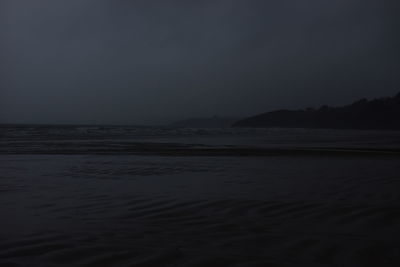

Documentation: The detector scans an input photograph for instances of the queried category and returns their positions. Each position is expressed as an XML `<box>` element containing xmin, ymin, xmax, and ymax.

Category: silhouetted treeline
<box><xmin>233</xmin><ymin>92</ymin><xmax>400</xmax><ymax>130</ymax></box>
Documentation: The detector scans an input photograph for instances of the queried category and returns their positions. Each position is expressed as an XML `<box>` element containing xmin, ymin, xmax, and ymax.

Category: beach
<box><xmin>1</xmin><ymin>126</ymin><xmax>400</xmax><ymax>266</ymax></box>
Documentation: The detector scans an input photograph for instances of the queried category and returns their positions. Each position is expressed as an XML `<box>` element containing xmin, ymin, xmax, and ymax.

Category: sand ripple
<box><xmin>1</xmin><ymin>155</ymin><xmax>400</xmax><ymax>266</ymax></box>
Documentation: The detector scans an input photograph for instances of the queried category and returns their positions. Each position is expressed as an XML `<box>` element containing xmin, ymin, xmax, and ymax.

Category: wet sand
<box><xmin>1</xmin><ymin>154</ymin><xmax>400</xmax><ymax>266</ymax></box>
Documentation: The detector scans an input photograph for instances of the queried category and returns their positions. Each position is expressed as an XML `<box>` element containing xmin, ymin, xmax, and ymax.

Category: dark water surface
<box><xmin>1</xmin><ymin>125</ymin><xmax>400</xmax><ymax>154</ymax></box>
<box><xmin>1</xmin><ymin>125</ymin><xmax>400</xmax><ymax>266</ymax></box>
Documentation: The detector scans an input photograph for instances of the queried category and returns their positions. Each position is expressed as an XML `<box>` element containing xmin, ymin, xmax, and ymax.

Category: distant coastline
<box><xmin>170</xmin><ymin>116</ymin><xmax>240</xmax><ymax>128</ymax></box>
<box><xmin>233</xmin><ymin>92</ymin><xmax>400</xmax><ymax>130</ymax></box>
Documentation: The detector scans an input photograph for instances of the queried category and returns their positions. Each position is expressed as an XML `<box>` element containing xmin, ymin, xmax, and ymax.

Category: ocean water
<box><xmin>1</xmin><ymin>124</ymin><xmax>400</xmax><ymax>154</ymax></box>
<box><xmin>1</xmin><ymin>125</ymin><xmax>400</xmax><ymax>267</ymax></box>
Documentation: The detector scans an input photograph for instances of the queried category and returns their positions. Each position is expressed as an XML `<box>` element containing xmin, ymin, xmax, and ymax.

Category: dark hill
<box><xmin>233</xmin><ymin>92</ymin><xmax>400</xmax><ymax>130</ymax></box>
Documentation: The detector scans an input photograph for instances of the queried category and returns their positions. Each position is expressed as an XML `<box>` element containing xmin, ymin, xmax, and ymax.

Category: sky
<box><xmin>1</xmin><ymin>0</ymin><xmax>400</xmax><ymax>125</ymax></box>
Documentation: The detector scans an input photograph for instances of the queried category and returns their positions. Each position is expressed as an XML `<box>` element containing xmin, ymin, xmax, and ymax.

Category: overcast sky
<box><xmin>1</xmin><ymin>0</ymin><xmax>400</xmax><ymax>125</ymax></box>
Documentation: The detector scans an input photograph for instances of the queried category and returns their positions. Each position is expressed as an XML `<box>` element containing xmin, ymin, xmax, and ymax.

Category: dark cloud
<box><xmin>1</xmin><ymin>0</ymin><xmax>399</xmax><ymax>124</ymax></box>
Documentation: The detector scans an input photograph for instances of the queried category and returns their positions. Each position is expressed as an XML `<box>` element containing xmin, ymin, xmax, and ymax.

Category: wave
<box><xmin>1</xmin><ymin>140</ymin><xmax>400</xmax><ymax>157</ymax></box>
